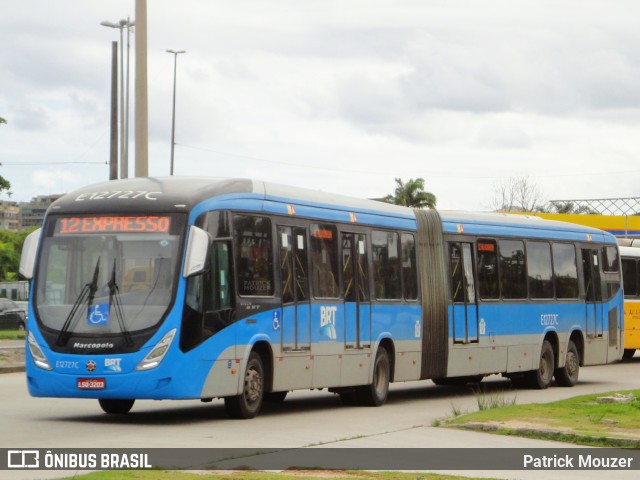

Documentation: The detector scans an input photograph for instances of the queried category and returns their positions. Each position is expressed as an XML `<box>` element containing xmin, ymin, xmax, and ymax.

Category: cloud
<box><xmin>33</xmin><ymin>170</ymin><xmax>82</xmax><ymax>190</ymax></box>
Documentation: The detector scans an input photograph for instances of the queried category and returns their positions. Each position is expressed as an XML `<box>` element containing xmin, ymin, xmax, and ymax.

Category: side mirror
<box><xmin>19</xmin><ymin>228</ymin><xmax>42</xmax><ymax>279</ymax></box>
<box><xmin>183</xmin><ymin>225</ymin><xmax>211</xmax><ymax>278</ymax></box>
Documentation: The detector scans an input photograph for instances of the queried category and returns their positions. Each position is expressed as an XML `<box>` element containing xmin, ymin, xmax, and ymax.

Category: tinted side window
<box><xmin>602</xmin><ymin>246</ymin><xmax>620</xmax><ymax>272</ymax></box>
<box><xmin>233</xmin><ymin>215</ymin><xmax>274</xmax><ymax>296</ymax></box>
<box><xmin>552</xmin><ymin>243</ymin><xmax>579</xmax><ymax>299</ymax></box>
<box><xmin>372</xmin><ymin>231</ymin><xmax>401</xmax><ymax>299</ymax></box>
<box><xmin>310</xmin><ymin>224</ymin><xmax>339</xmax><ymax>298</ymax></box>
<box><xmin>527</xmin><ymin>241</ymin><xmax>554</xmax><ymax>299</ymax></box>
<box><xmin>401</xmin><ymin>233</ymin><xmax>418</xmax><ymax>300</ymax></box>
<box><xmin>622</xmin><ymin>258</ymin><xmax>638</xmax><ymax>297</ymax></box>
<box><xmin>499</xmin><ymin>240</ymin><xmax>526</xmax><ymax>299</ymax></box>
<box><xmin>477</xmin><ymin>239</ymin><xmax>499</xmax><ymax>300</ymax></box>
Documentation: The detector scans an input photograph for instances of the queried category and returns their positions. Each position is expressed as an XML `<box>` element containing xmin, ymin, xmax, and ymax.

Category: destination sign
<box><xmin>55</xmin><ymin>216</ymin><xmax>171</xmax><ymax>235</ymax></box>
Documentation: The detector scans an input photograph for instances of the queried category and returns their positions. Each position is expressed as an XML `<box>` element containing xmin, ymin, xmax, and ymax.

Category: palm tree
<box><xmin>383</xmin><ymin>177</ymin><xmax>437</xmax><ymax>209</ymax></box>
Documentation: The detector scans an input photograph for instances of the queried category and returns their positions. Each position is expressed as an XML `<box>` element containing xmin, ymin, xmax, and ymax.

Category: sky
<box><xmin>1</xmin><ymin>0</ymin><xmax>640</xmax><ymax>211</ymax></box>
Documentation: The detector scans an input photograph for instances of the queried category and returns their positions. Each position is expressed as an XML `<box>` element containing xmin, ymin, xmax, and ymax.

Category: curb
<box><xmin>0</xmin><ymin>364</ymin><xmax>25</xmax><ymax>373</ymax></box>
<box><xmin>455</xmin><ymin>422</ymin><xmax>640</xmax><ymax>448</ymax></box>
<box><xmin>0</xmin><ymin>346</ymin><xmax>25</xmax><ymax>374</ymax></box>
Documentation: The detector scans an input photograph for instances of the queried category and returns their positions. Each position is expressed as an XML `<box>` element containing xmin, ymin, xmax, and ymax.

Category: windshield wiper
<box><xmin>56</xmin><ymin>257</ymin><xmax>100</xmax><ymax>346</ymax></box>
<box><xmin>108</xmin><ymin>260</ymin><xmax>133</xmax><ymax>346</ymax></box>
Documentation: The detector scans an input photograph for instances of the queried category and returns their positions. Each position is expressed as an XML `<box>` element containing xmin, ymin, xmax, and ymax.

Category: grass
<box><xmin>444</xmin><ymin>389</ymin><xmax>640</xmax><ymax>447</ymax></box>
<box><xmin>472</xmin><ymin>387</ymin><xmax>517</xmax><ymax>411</ymax></box>
<box><xmin>0</xmin><ymin>329</ymin><xmax>25</xmax><ymax>340</ymax></box>
<box><xmin>61</xmin><ymin>471</ymin><xmax>497</xmax><ymax>480</ymax></box>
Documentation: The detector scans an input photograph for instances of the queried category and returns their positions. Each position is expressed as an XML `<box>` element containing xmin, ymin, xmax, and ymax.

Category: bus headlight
<box><xmin>135</xmin><ymin>329</ymin><xmax>176</xmax><ymax>371</ymax></box>
<box><xmin>28</xmin><ymin>331</ymin><xmax>53</xmax><ymax>370</ymax></box>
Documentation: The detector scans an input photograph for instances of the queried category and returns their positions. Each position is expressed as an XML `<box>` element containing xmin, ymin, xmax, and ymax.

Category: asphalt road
<box><xmin>1</xmin><ymin>352</ymin><xmax>639</xmax><ymax>480</ymax></box>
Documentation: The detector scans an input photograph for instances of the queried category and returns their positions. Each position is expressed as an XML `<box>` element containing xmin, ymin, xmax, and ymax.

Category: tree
<box><xmin>540</xmin><ymin>201</ymin><xmax>597</xmax><ymax>214</ymax></box>
<box><xmin>383</xmin><ymin>177</ymin><xmax>437</xmax><ymax>209</ymax></box>
<box><xmin>0</xmin><ymin>229</ymin><xmax>35</xmax><ymax>281</ymax></box>
<box><xmin>490</xmin><ymin>176</ymin><xmax>544</xmax><ymax>212</ymax></box>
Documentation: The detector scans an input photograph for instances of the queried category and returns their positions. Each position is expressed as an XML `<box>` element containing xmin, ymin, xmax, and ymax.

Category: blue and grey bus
<box><xmin>19</xmin><ymin>177</ymin><xmax>624</xmax><ymax>418</ymax></box>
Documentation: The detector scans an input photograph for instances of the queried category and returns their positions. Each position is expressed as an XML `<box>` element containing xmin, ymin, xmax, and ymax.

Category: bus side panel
<box><xmin>624</xmin><ymin>298</ymin><xmax>640</xmax><ymax>350</ymax></box>
<box><xmin>444</xmin><ymin>302</ymin><xmax>587</xmax><ymax>378</ymax></box>
<box><xmin>371</xmin><ymin>303</ymin><xmax>422</xmax><ymax>382</ymax></box>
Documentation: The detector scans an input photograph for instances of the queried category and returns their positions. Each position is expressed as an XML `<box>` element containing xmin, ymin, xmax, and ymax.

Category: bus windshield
<box><xmin>34</xmin><ymin>214</ymin><xmax>186</xmax><ymax>336</ymax></box>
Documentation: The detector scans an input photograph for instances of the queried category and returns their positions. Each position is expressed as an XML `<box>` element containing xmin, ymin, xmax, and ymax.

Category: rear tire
<box><xmin>523</xmin><ymin>340</ymin><xmax>554</xmax><ymax>389</ymax></box>
<box><xmin>355</xmin><ymin>348</ymin><xmax>390</xmax><ymax>407</ymax></box>
<box><xmin>622</xmin><ymin>349</ymin><xmax>636</xmax><ymax>360</ymax></box>
<box><xmin>224</xmin><ymin>352</ymin><xmax>264</xmax><ymax>419</ymax></box>
<box><xmin>98</xmin><ymin>399</ymin><xmax>135</xmax><ymax>414</ymax></box>
<box><xmin>554</xmin><ymin>340</ymin><xmax>580</xmax><ymax>387</ymax></box>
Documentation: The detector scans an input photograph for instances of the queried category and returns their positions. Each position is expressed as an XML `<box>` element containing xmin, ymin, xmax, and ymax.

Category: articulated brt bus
<box><xmin>19</xmin><ymin>177</ymin><xmax>624</xmax><ymax>418</ymax></box>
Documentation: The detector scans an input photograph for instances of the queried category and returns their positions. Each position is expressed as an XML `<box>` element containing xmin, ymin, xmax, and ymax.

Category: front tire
<box><xmin>622</xmin><ymin>349</ymin><xmax>636</xmax><ymax>360</ymax></box>
<box><xmin>355</xmin><ymin>348</ymin><xmax>390</xmax><ymax>406</ymax></box>
<box><xmin>98</xmin><ymin>399</ymin><xmax>135</xmax><ymax>414</ymax></box>
<box><xmin>224</xmin><ymin>352</ymin><xmax>264</xmax><ymax>419</ymax></box>
<box><xmin>554</xmin><ymin>340</ymin><xmax>580</xmax><ymax>387</ymax></box>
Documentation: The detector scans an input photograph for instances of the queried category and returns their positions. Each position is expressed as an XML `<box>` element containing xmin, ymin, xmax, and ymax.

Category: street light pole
<box><xmin>124</xmin><ymin>17</ymin><xmax>134</xmax><ymax>179</ymax></box>
<box><xmin>166</xmin><ymin>50</ymin><xmax>185</xmax><ymax>176</ymax></box>
<box><xmin>100</xmin><ymin>18</ymin><xmax>135</xmax><ymax>179</ymax></box>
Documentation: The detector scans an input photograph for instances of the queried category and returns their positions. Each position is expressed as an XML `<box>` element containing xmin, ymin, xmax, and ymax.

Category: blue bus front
<box><xmin>24</xmin><ymin>212</ymin><xmax>215</xmax><ymax>401</ymax></box>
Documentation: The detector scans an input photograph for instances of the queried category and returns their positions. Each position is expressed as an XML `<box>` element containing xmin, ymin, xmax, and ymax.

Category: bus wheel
<box><xmin>264</xmin><ymin>391</ymin><xmax>287</xmax><ymax>403</ymax></box>
<box><xmin>356</xmin><ymin>348</ymin><xmax>390</xmax><ymax>407</ymax></box>
<box><xmin>98</xmin><ymin>399</ymin><xmax>135</xmax><ymax>414</ymax></box>
<box><xmin>525</xmin><ymin>340</ymin><xmax>555</xmax><ymax>389</ymax></box>
<box><xmin>224</xmin><ymin>352</ymin><xmax>264</xmax><ymax>419</ymax></box>
<box><xmin>554</xmin><ymin>340</ymin><xmax>580</xmax><ymax>387</ymax></box>
<box><xmin>622</xmin><ymin>349</ymin><xmax>637</xmax><ymax>360</ymax></box>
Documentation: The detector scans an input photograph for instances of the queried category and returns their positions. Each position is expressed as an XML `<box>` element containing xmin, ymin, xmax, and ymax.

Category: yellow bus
<box><xmin>620</xmin><ymin>243</ymin><xmax>640</xmax><ymax>359</ymax></box>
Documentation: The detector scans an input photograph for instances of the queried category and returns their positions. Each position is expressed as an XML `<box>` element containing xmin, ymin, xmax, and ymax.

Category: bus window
<box><xmin>341</xmin><ymin>233</ymin><xmax>369</xmax><ymax>302</ymax></box>
<box><xmin>401</xmin><ymin>233</ymin><xmax>418</xmax><ymax>300</ymax></box>
<box><xmin>450</xmin><ymin>243</ymin><xmax>465</xmax><ymax>303</ymax></box>
<box><xmin>552</xmin><ymin>243</ymin><xmax>579</xmax><ymax>299</ymax></box>
<box><xmin>526</xmin><ymin>241</ymin><xmax>554</xmax><ymax>299</ymax></box>
<box><xmin>372</xmin><ymin>230</ymin><xmax>401</xmax><ymax>300</ymax></box>
<box><xmin>602</xmin><ymin>246</ymin><xmax>620</xmax><ymax>272</ymax></box>
<box><xmin>233</xmin><ymin>215</ymin><xmax>274</xmax><ymax>297</ymax></box>
<box><xmin>477</xmin><ymin>239</ymin><xmax>499</xmax><ymax>300</ymax></box>
<box><xmin>622</xmin><ymin>258</ymin><xmax>638</xmax><ymax>297</ymax></box>
<box><xmin>499</xmin><ymin>240</ymin><xmax>526</xmax><ymax>299</ymax></box>
<box><xmin>310</xmin><ymin>224</ymin><xmax>339</xmax><ymax>298</ymax></box>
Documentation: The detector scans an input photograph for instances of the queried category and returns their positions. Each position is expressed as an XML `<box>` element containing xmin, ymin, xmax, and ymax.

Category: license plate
<box><xmin>77</xmin><ymin>378</ymin><xmax>106</xmax><ymax>390</ymax></box>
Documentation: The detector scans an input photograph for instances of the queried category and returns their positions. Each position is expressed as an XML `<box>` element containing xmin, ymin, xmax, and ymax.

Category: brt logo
<box><xmin>320</xmin><ymin>306</ymin><xmax>337</xmax><ymax>340</ymax></box>
<box><xmin>320</xmin><ymin>306</ymin><xmax>337</xmax><ymax>327</ymax></box>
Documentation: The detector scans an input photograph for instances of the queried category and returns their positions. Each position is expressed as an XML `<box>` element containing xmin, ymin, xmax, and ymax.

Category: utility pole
<box><xmin>167</xmin><ymin>50</ymin><xmax>185</xmax><ymax>176</ymax></box>
<box><xmin>109</xmin><ymin>41</ymin><xmax>118</xmax><ymax>180</ymax></box>
<box><xmin>135</xmin><ymin>0</ymin><xmax>148</xmax><ymax>177</ymax></box>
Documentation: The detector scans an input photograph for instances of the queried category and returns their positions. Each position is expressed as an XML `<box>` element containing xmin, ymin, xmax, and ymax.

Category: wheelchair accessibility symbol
<box><xmin>87</xmin><ymin>304</ymin><xmax>110</xmax><ymax>326</ymax></box>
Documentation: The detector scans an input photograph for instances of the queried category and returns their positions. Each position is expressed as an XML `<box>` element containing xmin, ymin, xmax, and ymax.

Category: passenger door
<box><xmin>582</xmin><ymin>248</ymin><xmax>603</xmax><ymax>338</ymax></box>
<box><xmin>450</xmin><ymin>242</ymin><xmax>479</xmax><ymax>343</ymax></box>
<box><xmin>341</xmin><ymin>232</ymin><xmax>371</xmax><ymax>349</ymax></box>
<box><xmin>278</xmin><ymin>225</ymin><xmax>311</xmax><ymax>350</ymax></box>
